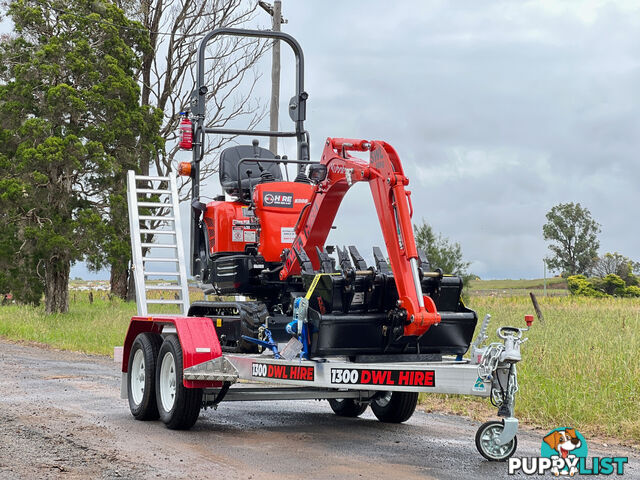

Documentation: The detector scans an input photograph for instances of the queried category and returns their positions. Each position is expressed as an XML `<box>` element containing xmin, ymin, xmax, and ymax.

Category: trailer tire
<box><xmin>370</xmin><ymin>391</ymin><xmax>418</xmax><ymax>423</ymax></box>
<box><xmin>475</xmin><ymin>420</ymin><xmax>517</xmax><ymax>461</ymax></box>
<box><xmin>328</xmin><ymin>398</ymin><xmax>368</xmax><ymax>417</ymax></box>
<box><xmin>127</xmin><ymin>332</ymin><xmax>162</xmax><ymax>420</ymax></box>
<box><xmin>156</xmin><ymin>335</ymin><xmax>202</xmax><ymax>430</ymax></box>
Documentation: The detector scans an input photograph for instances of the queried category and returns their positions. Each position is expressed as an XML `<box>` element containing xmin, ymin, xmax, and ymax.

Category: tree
<box><xmin>0</xmin><ymin>0</ymin><xmax>158</xmax><ymax>312</ymax></box>
<box><xmin>592</xmin><ymin>252</ymin><xmax>639</xmax><ymax>286</ymax></box>
<box><xmin>130</xmin><ymin>0</ymin><xmax>265</xmax><ymax>180</ymax></box>
<box><xmin>0</xmin><ymin>209</ymin><xmax>44</xmax><ymax>305</ymax></box>
<box><xmin>414</xmin><ymin>220</ymin><xmax>470</xmax><ymax>277</ymax></box>
<box><xmin>105</xmin><ymin>0</ymin><xmax>268</xmax><ymax>299</ymax></box>
<box><xmin>542</xmin><ymin>202</ymin><xmax>600</xmax><ymax>276</ymax></box>
<box><xmin>567</xmin><ymin>275</ymin><xmax>607</xmax><ymax>298</ymax></box>
<box><xmin>567</xmin><ymin>274</ymin><xmax>640</xmax><ymax>298</ymax></box>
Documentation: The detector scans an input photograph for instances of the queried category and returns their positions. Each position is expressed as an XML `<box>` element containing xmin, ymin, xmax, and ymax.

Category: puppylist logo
<box><xmin>508</xmin><ymin>427</ymin><xmax>628</xmax><ymax>476</ymax></box>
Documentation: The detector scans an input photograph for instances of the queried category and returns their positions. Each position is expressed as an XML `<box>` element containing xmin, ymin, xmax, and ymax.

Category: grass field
<box><xmin>468</xmin><ymin>277</ymin><xmax>567</xmax><ymax>290</ymax></box>
<box><xmin>0</xmin><ymin>288</ymin><xmax>209</xmax><ymax>355</ymax></box>
<box><xmin>468</xmin><ymin>277</ymin><xmax>568</xmax><ymax>297</ymax></box>
<box><xmin>0</xmin><ymin>294</ymin><xmax>134</xmax><ymax>355</ymax></box>
<box><xmin>1</xmin><ymin>284</ymin><xmax>639</xmax><ymax>446</ymax></box>
<box><xmin>422</xmin><ymin>295</ymin><xmax>640</xmax><ymax>446</ymax></box>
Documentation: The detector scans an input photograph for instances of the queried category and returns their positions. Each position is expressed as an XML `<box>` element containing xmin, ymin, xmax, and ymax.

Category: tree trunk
<box><xmin>126</xmin><ymin>265</ymin><xmax>136</xmax><ymax>303</ymax></box>
<box><xmin>110</xmin><ymin>263</ymin><xmax>129</xmax><ymax>300</ymax></box>
<box><xmin>45</xmin><ymin>258</ymin><xmax>70</xmax><ymax>314</ymax></box>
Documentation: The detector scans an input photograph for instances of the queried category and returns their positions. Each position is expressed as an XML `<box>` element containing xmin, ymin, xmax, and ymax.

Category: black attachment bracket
<box><xmin>348</xmin><ymin>245</ymin><xmax>368</xmax><ymax>270</ymax></box>
<box><xmin>337</xmin><ymin>246</ymin><xmax>355</xmax><ymax>282</ymax></box>
<box><xmin>315</xmin><ymin>247</ymin><xmax>335</xmax><ymax>273</ymax></box>
<box><xmin>417</xmin><ymin>248</ymin><xmax>430</xmax><ymax>271</ymax></box>
<box><xmin>294</xmin><ymin>245</ymin><xmax>314</xmax><ymax>274</ymax></box>
<box><xmin>372</xmin><ymin>246</ymin><xmax>391</xmax><ymax>274</ymax></box>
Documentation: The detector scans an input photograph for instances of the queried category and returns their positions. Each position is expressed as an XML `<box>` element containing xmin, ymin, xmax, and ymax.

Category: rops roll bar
<box><xmin>190</xmin><ymin>28</ymin><xmax>309</xmax><ymax>194</ymax></box>
<box><xmin>188</xmin><ymin>28</ymin><xmax>310</xmax><ymax>275</ymax></box>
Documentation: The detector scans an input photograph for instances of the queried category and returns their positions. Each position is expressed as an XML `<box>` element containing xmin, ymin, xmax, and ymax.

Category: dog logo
<box><xmin>510</xmin><ymin>427</ymin><xmax>627</xmax><ymax>476</ymax></box>
<box><xmin>541</xmin><ymin>428</ymin><xmax>588</xmax><ymax>477</ymax></box>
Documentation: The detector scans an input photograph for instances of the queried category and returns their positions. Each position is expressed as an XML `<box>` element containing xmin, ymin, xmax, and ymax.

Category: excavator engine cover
<box><xmin>253</xmin><ymin>182</ymin><xmax>314</xmax><ymax>262</ymax></box>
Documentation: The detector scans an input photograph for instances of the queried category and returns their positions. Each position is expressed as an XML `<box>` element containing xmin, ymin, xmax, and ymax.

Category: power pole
<box><xmin>259</xmin><ymin>1</ymin><xmax>287</xmax><ymax>155</ymax></box>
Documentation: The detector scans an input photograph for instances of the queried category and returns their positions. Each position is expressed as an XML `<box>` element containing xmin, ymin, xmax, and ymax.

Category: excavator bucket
<box><xmin>298</xmin><ymin>246</ymin><xmax>477</xmax><ymax>358</ymax></box>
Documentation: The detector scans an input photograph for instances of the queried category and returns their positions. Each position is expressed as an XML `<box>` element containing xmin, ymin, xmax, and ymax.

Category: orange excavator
<box><xmin>178</xmin><ymin>28</ymin><xmax>476</xmax><ymax>358</ymax></box>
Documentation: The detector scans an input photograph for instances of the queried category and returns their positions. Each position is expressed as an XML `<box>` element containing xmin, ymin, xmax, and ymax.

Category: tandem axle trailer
<box><xmin>121</xmin><ymin>310</ymin><xmax>532</xmax><ymax>461</ymax></box>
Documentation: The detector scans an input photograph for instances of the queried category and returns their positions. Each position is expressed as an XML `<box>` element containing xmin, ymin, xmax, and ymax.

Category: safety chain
<box><xmin>477</xmin><ymin>343</ymin><xmax>504</xmax><ymax>380</ymax></box>
<box><xmin>478</xmin><ymin>343</ymin><xmax>520</xmax><ymax>409</ymax></box>
<box><xmin>507</xmin><ymin>365</ymin><xmax>519</xmax><ymax>399</ymax></box>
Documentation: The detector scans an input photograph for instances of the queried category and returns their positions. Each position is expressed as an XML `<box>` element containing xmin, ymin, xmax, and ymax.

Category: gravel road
<box><xmin>0</xmin><ymin>339</ymin><xmax>637</xmax><ymax>479</ymax></box>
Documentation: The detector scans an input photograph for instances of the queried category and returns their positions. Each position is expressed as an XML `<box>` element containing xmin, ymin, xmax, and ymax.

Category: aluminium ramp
<box><xmin>126</xmin><ymin>170</ymin><xmax>190</xmax><ymax>316</ymax></box>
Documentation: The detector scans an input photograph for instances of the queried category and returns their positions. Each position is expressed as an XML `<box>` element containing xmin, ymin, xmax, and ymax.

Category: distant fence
<box><xmin>470</xmin><ymin>288</ymin><xmax>568</xmax><ymax>298</ymax></box>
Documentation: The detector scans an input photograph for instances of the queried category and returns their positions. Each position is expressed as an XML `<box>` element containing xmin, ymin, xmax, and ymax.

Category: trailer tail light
<box><xmin>179</xmin><ymin>113</ymin><xmax>193</xmax><ymax>150</ymax></box>
<box><xmin>178</xmin><ymin>162</ymin><xmax>192</xmax><ymax>177</ymax></box>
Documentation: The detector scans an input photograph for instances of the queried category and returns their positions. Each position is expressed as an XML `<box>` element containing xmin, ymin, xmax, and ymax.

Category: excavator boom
<box><xmin>280</xmin><ymin>137</ymin><xmax>441</xmax><ymax>337</ymax></box>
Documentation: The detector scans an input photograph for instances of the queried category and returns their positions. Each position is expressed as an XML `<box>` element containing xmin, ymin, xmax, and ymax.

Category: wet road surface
<box><xmin>0</xmin><ymin>339</ymin><xmax>637</xmax><ymax>479</ymax></box>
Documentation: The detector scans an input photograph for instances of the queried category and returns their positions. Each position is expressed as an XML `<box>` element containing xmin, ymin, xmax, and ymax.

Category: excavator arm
<box><xmin>280</xmin><ymin>137</ymin><xmax>441</xmax><ymax>337</ymax></box>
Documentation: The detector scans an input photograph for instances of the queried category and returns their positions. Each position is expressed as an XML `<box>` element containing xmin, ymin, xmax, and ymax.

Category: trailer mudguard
<box><xmin>122</xmin><ymin>316</ymin><xmax>223</xmax><ymax>388</ymax></box>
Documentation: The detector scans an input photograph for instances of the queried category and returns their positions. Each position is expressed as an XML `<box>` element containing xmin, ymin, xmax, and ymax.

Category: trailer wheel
<box><xmin>156</xmin><ymin>335</ymin><xmax>203</xmax><ymax>430</ymax></box>
<box><xmin>475</xmin><ymin>420</ymin><xmax>518</xmax><ymax>461</ymax></box>
<box><xmin>127</xmin><ymin>332</ymin><xmax>162</xmax><ymax>420</ymax></box>
<box><xmin>370</xmin><ymin>391</ymin><xmax>418</xmax><ymax>423</ymax></box>
<box><xmin>328</xmin><ymin>398</ymin><xmax>368</xmax><ymax>417</ymax></box>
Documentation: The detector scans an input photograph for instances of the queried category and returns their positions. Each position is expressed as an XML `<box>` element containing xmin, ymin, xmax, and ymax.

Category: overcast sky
<box><xmin>263</xmin><ymin>0</ymin><xmax>640</xmax><ymax>279</ymax></box>
<box><xmin>9</xmin><ymin>0</ymin><xmax>635</xmax><ymax>280</ymax></box>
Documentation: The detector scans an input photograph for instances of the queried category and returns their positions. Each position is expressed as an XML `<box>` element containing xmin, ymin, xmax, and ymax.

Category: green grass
<box><xmin>467</xmin><ymin>277</ymin><xmax>568</xmax><ymax>298</ymax></box>
<box><xmin>0</xmin><ymin>289</ymin><xmax>210</xmax><ymax>355</ymax></box>
<box><xmin>1</xmin><ymin>288</ymin><xmax>639</xmax><ymax>445</ymax></box>
<box><xmin>0</xmin><ymin>294</ymin><xmax>135</xmax><ymax>355</ymax></box>
<box><xmin>421</xmin><ymin>295</ymin><xmax>640</xmax><ymax>445</ymax></box>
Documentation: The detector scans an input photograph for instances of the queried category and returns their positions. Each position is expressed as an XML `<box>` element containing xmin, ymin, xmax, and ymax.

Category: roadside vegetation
<box><xmin>0</xmin><ymin>288</ymin><xmax>206</xmax><ymax>355</ymax></box>
<box><xmin>421</xmin><ymin>294</ymin><xmax>640</xmax><ymax>446</ymax></box>
<box><xmin>468</xmin><ymin>277</ymin><xmax>567</xmax><ymax>290</ymax></box>
<box><xmin>1</xmin><ymin>281</ymin><xmax>638</xmax><ymax>446</ymax></box>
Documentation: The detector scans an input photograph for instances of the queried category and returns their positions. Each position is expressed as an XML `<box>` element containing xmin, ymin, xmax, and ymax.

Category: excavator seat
<box><xmin>219</xmin><ymin>145</ymin><xmax>283</xmax><ymax>199</ymax></box>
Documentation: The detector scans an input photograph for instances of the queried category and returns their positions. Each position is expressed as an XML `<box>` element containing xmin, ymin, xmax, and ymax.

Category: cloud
<box><xmin>62</xmin><ymin>1</ymin><xmax>640</xmax><ymax>279</ymax></box>
<box><xmin>272</xmin><ymin>0</ymin><xmax>640</xmax><ymax>278</ymax></box>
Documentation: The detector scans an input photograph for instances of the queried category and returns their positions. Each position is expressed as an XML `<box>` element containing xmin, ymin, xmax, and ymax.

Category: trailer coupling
<box><xmin>470</xmin><ymin>313</ymin><xmax>534</xmax><ymax>458</ymax></box>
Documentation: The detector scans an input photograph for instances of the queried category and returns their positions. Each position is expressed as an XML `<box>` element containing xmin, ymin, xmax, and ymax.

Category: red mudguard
<box><xmin>122</xmin><ymin>316</ymin><xmax>223</xmax><ymax>388</ymax></box>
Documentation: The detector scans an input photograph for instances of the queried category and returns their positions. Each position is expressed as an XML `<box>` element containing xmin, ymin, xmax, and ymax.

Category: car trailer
<box><xmin>121</xmin><ymin>27</ymin><xmax>534</xmax><ymax>462</ymax></box>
